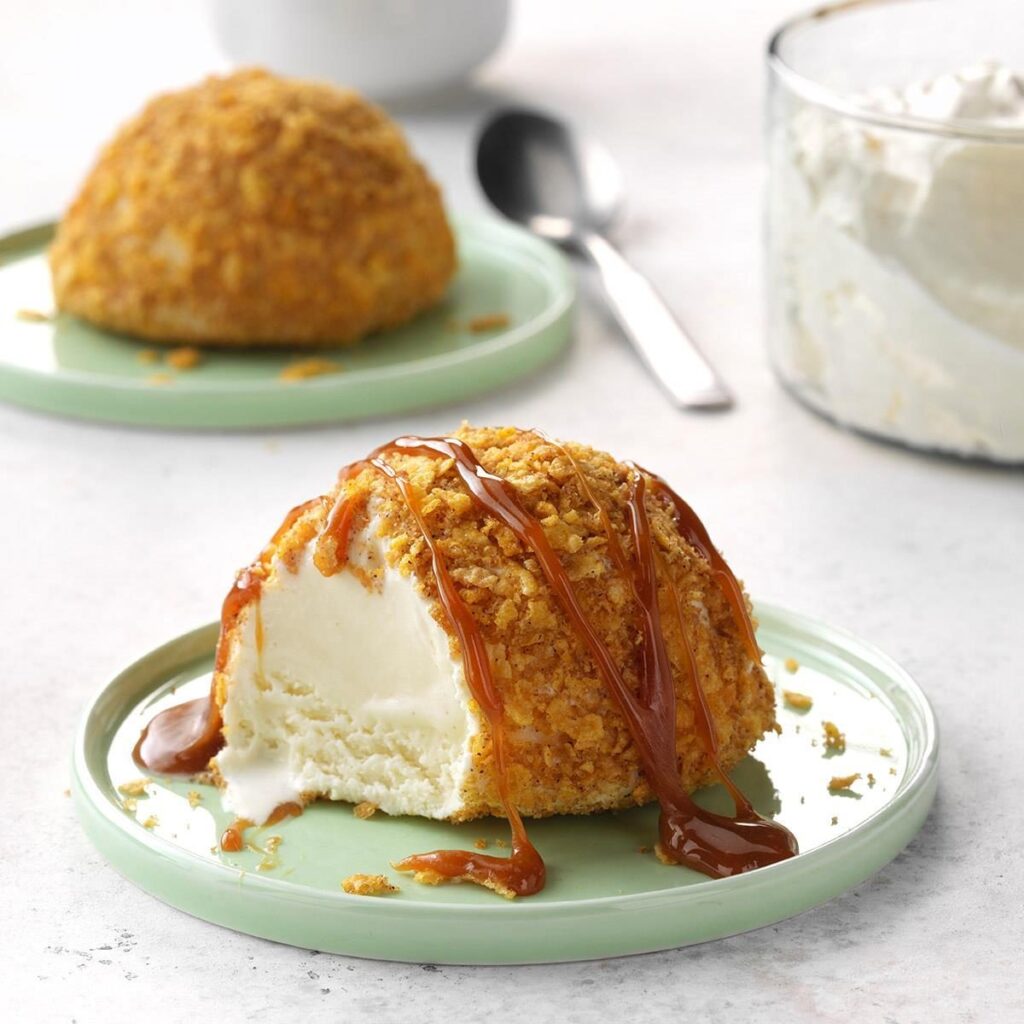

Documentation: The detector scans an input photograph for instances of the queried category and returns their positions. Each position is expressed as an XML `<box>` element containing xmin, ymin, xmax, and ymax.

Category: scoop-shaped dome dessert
<box><xmin>135</xmin><ymin>426</ymin><xmax>796</xmax><ymax>896</ymax></box>
<box><xmin>49</xmin><ymin>69</ymin><xmax>455</xmax><ymax>346</ymax></box>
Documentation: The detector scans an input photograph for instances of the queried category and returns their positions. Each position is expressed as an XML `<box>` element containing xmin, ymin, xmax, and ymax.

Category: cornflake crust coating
<box><xmin>215</xmin><ymin>426</ymin><xmax>777</xmax><ymax>823</ymax></box>
<box><xmin>49</xmin><ymin>68</ymin><xmax>455</xmax><ymax>347</ymax></box>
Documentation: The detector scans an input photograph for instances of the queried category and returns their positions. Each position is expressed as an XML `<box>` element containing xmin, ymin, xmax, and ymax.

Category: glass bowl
<box><xmin>765</xmin><ymin>0</ymin><xmax>1024</xmax><ymax>463</ymax></box>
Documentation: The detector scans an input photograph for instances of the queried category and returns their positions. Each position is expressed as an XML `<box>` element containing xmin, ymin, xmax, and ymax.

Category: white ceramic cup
<box><xmin>207</xmin><ymin>0</ymin><xmax>510</xmax><ymax>101</ymax></box>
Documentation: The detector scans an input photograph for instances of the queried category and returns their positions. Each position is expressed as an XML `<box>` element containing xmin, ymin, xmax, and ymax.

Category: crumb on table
<box><xmin>166</xmin><ymin>345</ymin><xmax>203</xmax><ymax>370</ymax></box>
<box><xmin>353</xmin><ymin>801</ymin><xmax>378</xmax><ymax>820</ymax></box>
<box><xmin>783</xmin><ymin>689</ymin><xmax>813</xmax><ymax>711</ymax></box>
<box><xmin>279</xmin><ymin>357</ymin><xmax>343</xmax><ymax>382</ymax></box>
<box><xmin>784</xmin><ymin>657</ymin><xmax>800</xmax><ymax>673</ymax></box>
<box><xmin>822</xmin><ymin>720</ymin><xmax>846</xmax><ymax>753</ymax></box>
<box><xmin>467</xmin><ymin>312</ymin><xmax>510</xmax><ymax>332</ymax></box>
<box><xmin>341</xmin><ymin>873</ymin><xmax>399</xmax><ymax>896</ymax></box>
<box><xmin>16</xmin><ymin>308</ymin><xmax>52</xmax><ymax>322</ymax></box>
<box><xmin>828</xmin><ymin>772</ymin><xmax>861</xmax><ymax>792</ymax></box>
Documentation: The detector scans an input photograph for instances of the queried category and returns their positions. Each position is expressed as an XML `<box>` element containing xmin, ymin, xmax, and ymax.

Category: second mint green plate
<box><xmin>72</xmin><ymin>604</ymin><xmax>937</xmax><ymax>964</ymax></box>
<box><xmin>0</xmin><ymin>218</ymin><xmax>573</xmax><ymax>428</ymax></box>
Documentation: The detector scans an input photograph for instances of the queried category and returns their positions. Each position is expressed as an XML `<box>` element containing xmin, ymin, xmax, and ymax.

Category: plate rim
<box><xmin>0</xmin><ymin>216</ymin><xmax>575</xmax><ymax>424</ymax></box>
<box><xmin>72</xmin><ymin>603</ymin><xmax>939</xmax><ymax>927</ymax></box>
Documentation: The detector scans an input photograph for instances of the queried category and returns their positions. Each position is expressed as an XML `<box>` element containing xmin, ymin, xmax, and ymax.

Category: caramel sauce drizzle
<box><xmin>367</xmin><ymin>455</ymin><xmax>545</xmax><ymax>896</ymax></box>
<box><xmin>134</xmin><ymin>435</ymin><xmax>796</xmax><ymax>890</ymax></box>
<box><xmin>315</xmin><ymin>464</ymin><xmax>366</xmax><ymax>577</ymax></box>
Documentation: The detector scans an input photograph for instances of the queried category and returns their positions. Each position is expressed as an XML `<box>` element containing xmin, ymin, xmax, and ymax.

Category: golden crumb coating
<box><xmin>217</xmin><ymin>426</ymin><xmax>777</xmax><ymax>821</ymax></box>
<box><xmin>49</xmin><ymin>68</ymin><xmax>455</xmax><ymax>347</ymax></box>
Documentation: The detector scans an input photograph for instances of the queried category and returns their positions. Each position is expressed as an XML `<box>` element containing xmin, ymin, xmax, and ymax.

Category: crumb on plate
<box><xmin>279</xmin><ymin>358</ymin><xmax>343</xmax><ymax>382</ymax></box>
<box><xmin>118</xmin><ymin>778</ymin><xmax>151</xmax><ymax>797</ymax></box>
<box><xmin>257</xmin><ymin>835</ymin><xmax>283</xmax><ymax>872</ymax></box>
<box><xmin>142</xmin><ymin>815</ymin><xmax>159</xmax><ymax>829</ymax></box>
<box><xmin>145</xmin><ymin>372</ymin><xmax>175</xmax><ymax>386</ymax></box>
<box><xmin>137</xmin><ymin>348</ymin><xmax>160</xmax><ymax>364</ymax></box>
<box><xmin>186</xmin><ymin>790</ymin><xmax>202</xmax><ymax>808</ymax></box>
<box><xmin>784</xmin><ymin>657</ymin><xmax>800</xmax><ymax>673</ymax></box>
<box><xmin>166</xmin><ymin>345</ymin><xmax>203</xmax><ymax>370</ymax></box>
<box><xmin>467</xmin><ymin>312</ymin><xmax>510</xmax><ymax>332</ymax></box>
<box><xmin>353</xmin><ymin>801</ymin><xmax>378</xmax><ymax>820</ymax></box>
<box><xmin>783</xmin><ymin>689</ymin><xmax>813</xmax><ymax>711</ymax></box>
<box><xmin>474</xmin><ymin>838</ymin><xmax>489</xmax><ymax>850</ymax></box>
<box><xmin>341</xmin><ymin>873</ymin><xmax>399</xmax><ymax>896</ymax></box>
<box><xmin>822</xmin><ymin>720</ymin><xmax>846</xmax><ymax>753</ymax></box>
<box><xmin>828</xmin><ymin>773</ymin><xmax>861</xmax><ymax>792</ymax></box>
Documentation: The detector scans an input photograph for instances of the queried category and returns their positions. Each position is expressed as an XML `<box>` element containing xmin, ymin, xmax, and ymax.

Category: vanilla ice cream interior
<box><xmin>214</xmin><ymin>517</ymin><xmax>478</xmax><ymax>825</ymax></box>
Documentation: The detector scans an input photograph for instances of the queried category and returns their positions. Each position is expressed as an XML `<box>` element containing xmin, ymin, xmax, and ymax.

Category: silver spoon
<box><xmin>476</xmin><ymin>109</ymin><xmax>732</xmax><ymax>409</ymax></box>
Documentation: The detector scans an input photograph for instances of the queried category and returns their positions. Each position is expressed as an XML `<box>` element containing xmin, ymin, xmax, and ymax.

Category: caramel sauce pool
<box><xmin>135</xmin><ymin>434</ymin><xmax>797</xmax><ymax>893</ymax></box>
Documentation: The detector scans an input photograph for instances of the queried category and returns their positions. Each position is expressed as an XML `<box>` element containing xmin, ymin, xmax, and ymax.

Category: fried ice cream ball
<box><xmin>48</xmin><ymin>68</ymin><xmax>456</xmax><ymax>347</ymax></box>
<box><xmin>211</xmin><ymin>425</ymin><xmax>777</xmax><ymax>824</ymax></box>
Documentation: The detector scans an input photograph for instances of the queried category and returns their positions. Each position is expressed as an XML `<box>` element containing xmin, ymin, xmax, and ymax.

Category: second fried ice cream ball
<box><xmin>49</xmin><ymin>69</ymin><xmax>456</xmax><ymax>347</ymax></box>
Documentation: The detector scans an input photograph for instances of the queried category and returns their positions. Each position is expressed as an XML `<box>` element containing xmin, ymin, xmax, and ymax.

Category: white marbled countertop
<box><xmin>1</xmin><ymin>1</ymin><xmax>1021</xmax><ymax>1021</ymax></box>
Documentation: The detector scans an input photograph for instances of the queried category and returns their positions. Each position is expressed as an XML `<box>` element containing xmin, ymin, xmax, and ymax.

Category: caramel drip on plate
<box><xmin>133</xmin><ymin>499</ymin><xmax>321</xmax><ymax>776</ymax></box>
<box><xmin>220</xmin><ymin>802</ymin><xmax>301</xmax><ymax>853</ymax></box>
<box><xmin>220</xmin><ymin>819</ymin><xmax>249</xmax><ymax>853</ymax></box>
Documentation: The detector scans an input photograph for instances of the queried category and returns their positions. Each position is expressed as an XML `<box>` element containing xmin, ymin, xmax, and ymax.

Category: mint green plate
<box><xmin>72</xmin><ymin>604</ymin><xmax>937</xmax><ymax>964</ymax></box>
<box><xmin>0</xmin><ymin>219</ymin><xmax>573</xmax><ymax>428</ymax></box>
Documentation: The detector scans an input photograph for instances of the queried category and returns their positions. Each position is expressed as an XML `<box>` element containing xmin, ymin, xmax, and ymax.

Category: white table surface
<box><xmin>1</xmin><ymin>2</ymin><xmax>1021</xmax><ymax>1021</ymax></box>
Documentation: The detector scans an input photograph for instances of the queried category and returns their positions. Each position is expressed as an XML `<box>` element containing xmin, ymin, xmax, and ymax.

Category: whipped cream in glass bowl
<box><xmin>766</xmin><ymin>0</ymin><xmax>1024</xmax><ymax>462</ymax></box>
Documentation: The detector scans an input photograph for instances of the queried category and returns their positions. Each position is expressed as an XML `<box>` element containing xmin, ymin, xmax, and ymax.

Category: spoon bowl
<box><xmin>476</xmin><ymin>108</ymin><xmax>733</xmax><ymax>409</ymax></box>
<box><xmin>477</xmin><ymin>110</ymin><xmax>623</xmax><ymax>241</ymax></box>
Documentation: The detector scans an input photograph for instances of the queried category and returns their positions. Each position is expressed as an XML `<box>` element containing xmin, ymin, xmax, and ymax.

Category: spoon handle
<box><xmin>580</xmin><ymin>233</ymin><xmax>732</xmax><ymax>409</ymax></box>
